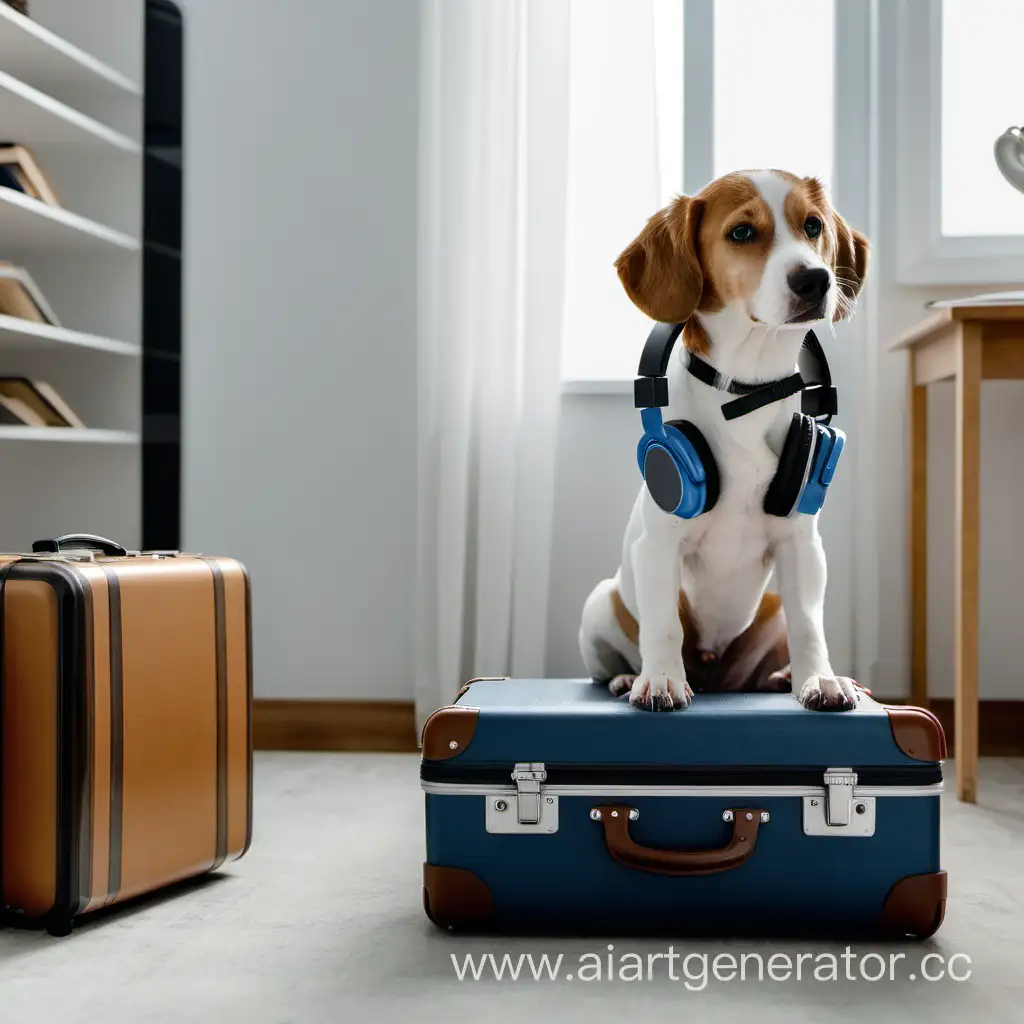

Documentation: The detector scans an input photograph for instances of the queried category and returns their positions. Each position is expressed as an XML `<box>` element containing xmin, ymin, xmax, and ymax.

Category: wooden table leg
<box><xmin>954</xmin><ymin>324</ymin><xmax>981</xmax><ymax>802</ymax></box>
<box><xmin>909</xmin><ymin>361</ymin><xmax>928</xmax><ymax>708</ymax></box>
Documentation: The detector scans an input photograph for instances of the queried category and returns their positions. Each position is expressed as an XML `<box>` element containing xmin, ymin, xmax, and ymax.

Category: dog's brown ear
<box><xmin>615</xmin><ymin>196</ymin><xmax>704</xmax><ymax>323</ymax></box>
<box><xmin>829</xmin><ymin>210</ymin><xmax>869</xmax><ymax>320</ymax></box>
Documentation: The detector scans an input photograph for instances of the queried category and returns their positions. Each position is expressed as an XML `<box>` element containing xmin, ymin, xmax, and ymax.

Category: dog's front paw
<box><xmin>629</xmin><ymin>673</ymin><xmax>692</xmax><ymax>712</ymax></box>
<box><xmin>797</xmin><ymin>675</ymin><xmax>859</xmax><ymax>712</ymax></box>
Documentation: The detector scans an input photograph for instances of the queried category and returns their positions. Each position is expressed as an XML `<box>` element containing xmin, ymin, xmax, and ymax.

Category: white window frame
<box><xmin>682</xmin><ymin>0</ymin><xmax>713</xmax><ymax>195</ymax></box>
<box><xmin>895</xmin><ymin>0</ymin><xmax>1024</xmax><ymax>285</ymax></box>
<box><xmin>562</xmin><ymin>0</ymin><xmax>708</xmax><ymax>395</ymax></box>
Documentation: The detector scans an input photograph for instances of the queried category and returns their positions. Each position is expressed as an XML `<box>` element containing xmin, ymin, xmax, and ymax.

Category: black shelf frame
<box><xmin>142</xmin><ymin>0</ymin><xmax>183</xmax><ymax>550</ymax></box>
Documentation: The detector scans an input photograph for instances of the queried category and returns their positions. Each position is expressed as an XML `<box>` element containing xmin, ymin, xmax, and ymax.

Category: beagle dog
<box><xmin>578</xmin><ymin>170</ymin><xmax>869</xmax><ymax>712</ymax></box>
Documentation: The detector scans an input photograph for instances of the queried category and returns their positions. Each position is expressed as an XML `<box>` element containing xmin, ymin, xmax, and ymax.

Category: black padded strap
<box><xmin>721</xmin><ymin>373</ymin><xmax>806</xmax><ymax>421</ymax></box>
<box><xmin>683</xmin><ymin>352</ymin><xmax>726</xmax><ymax>391</ymax></box>
<box><xmin>685</xmin><ymin>352</ymin><xmax>778</xmax><ymax>397</ymax></box>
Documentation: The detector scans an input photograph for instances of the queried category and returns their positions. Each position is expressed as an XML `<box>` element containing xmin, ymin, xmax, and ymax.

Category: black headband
<box><xmin>633</xmin><ymin>321</ymin><xmax>837</xmax><ymax>423</ymax></box>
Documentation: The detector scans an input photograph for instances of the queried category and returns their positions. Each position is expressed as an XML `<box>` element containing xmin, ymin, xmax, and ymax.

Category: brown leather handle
<box><xmin>592</xmin><ymin>805</ymin><xmax>767</xmax><ymax>877</ymax></box>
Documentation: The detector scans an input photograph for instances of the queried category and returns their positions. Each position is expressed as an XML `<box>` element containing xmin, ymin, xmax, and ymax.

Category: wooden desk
<box><xmin>893</xmin><ymin>304</ymin><xmax>1024</xmax><ymax>802</ymax></box>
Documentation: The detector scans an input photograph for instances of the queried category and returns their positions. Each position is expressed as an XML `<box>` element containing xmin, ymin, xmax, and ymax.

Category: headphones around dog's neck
<box><xmin>635</xmin><ymin>322</ymin><xmax>845</xmax><ymax>518</ymax></box>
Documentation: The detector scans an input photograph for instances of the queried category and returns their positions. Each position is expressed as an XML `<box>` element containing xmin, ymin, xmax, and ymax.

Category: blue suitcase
<box><xmin>421</xmin><ymin>679</ymin><xmax>946</xmax><ymax>937</ymax></box>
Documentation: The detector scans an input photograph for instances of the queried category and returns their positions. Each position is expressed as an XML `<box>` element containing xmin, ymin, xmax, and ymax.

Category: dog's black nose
<box><xmin>787</xmin><ymin>267</ymin><xmax>831</xmax><ymax>303</ymax></box>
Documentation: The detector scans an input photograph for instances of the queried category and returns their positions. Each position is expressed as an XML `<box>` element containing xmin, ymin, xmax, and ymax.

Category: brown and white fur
<box><xmin>578</xmin><ymin>170</ymin><xmax>869</xmax><ymax>712</ymax></box>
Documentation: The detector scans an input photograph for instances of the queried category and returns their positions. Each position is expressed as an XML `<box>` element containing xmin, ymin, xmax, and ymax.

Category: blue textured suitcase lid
<box><xmin>426</xmin><ymin>679</ymin><xmax>944</xmax><ymax>772</ymax></box>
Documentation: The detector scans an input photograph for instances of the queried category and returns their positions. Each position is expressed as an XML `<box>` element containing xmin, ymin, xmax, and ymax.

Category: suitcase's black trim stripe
<box><xmin>239</xmin><ymin>564</ymin><xmax>254</xmax><ymax>859</ymax></box>
<box><xmin>79</xmin><ymin>578</ymin><xmax>95</xmax><ymax>911</ymax></box>
<box><xmin>0</xmin><ymin>560</ymin><xmax>96</xmax><ymax>932</ymax></box>
<box><xmin>0</xmin><ymin>559</ymin><xmax>20</xmax><ymax>922</ymax></box>
<box><xmin>99</xmin><ymin>565</ymin><xmax>123</xmax><ymax>906</ymax></box>
<box><xmin>203</xmin><ymin>559</ymin><xmax>229</xmax><ymax>871</ymax></box>
<box><xmin>43</xmin><ymin>563</ymin><xmax>91</xmax><ymax>930</ymax></box>
<box><xmin>419</xmin><ymin>762</ymin><xmax>944</xmax><ymax>788</ymax></box>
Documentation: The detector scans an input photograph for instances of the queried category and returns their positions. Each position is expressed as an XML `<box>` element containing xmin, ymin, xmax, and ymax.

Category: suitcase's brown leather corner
<box><xmin>881</xmin><ymin>870</ymin><xmax>947</xmax><ymax>939</ymax></box>
<box><xmin>423</xmin><ymin>863</ymin><xmax>493</xmax><ymax>929</ymax></box>
<box><xmin>885</xmin><ymin>706</ymin><xmax>947</xmax><ymax>761</ymax></box>
<box><xmin>421</xmin><ymin>705</ymin><xmax>479</xmax><ymax>760</ymax></box>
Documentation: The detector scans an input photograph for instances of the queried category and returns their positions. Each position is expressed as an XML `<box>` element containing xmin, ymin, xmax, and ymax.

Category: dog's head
<box><xmin>615</xmin><ymin>170</ymin><xmax>869</xmax><ymax>351</ymax></box>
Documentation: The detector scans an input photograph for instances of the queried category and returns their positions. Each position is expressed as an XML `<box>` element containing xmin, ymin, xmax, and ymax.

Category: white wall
<box><xmin>545</xmin><ymin>394</ymin><xmax>638</xmax><ymax>678</ymax></box>
<box><xmin>179</xmin><ymin>0</ymin><xmax>420</xmax><ymax>699</ymax></box>
<box><xmin>868</xmin><ymin>0</ymin><xmax>1024</xmax><ymax>700</ymax></box>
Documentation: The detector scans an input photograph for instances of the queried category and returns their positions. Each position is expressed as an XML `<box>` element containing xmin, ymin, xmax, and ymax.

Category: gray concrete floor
<box><xmin>0</xmin><ymin>753</ymin><xmax>1020</xmax><ymax>1023</ymax></box>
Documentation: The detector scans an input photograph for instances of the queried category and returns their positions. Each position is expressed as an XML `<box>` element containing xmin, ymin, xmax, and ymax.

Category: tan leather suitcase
<box><xmin>0</xmin><ymin>534</ymin><xmax>252</xmax><ymax>935</ymax></box>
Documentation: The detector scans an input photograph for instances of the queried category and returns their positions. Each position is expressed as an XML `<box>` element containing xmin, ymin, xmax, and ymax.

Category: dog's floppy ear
<box><xmin>829</xmin><ymin>210</ymin><xmax>869</xmax><ymax>320</ymax></box>
<box><xmin>615</xmin><ymin>195</ymin><xmax>705</xmax><ymax>323</ymax></box>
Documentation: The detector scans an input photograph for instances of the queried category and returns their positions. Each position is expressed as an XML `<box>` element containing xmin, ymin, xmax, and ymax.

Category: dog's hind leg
<box><xmin>579</xmin><ymin>578</ymin><xmax>640</xmax><ymax>691</ymax></box>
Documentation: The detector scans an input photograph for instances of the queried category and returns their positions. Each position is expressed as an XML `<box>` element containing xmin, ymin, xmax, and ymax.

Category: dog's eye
<box><xmin>804</xmin><ymin>216</ymin><xmax>823</xmax><ymax>239</ymax></box>
<box><xmin>729</xmin><ymin>224</ymin><xmax>756</xmax><ymax>243</ymax></box>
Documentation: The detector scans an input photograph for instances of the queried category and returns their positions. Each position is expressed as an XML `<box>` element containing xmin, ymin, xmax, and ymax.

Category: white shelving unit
<box><xmin>0</xmin><ymin>186</ymin><xmax>138</xmax><ymax>250</ymax></box>
<box><xmin>0</xmin><ymin>426</ymin><xmax>138</xmax><ymax>444</ymax></box>
<box><xmin>0</xmin><ymin>69</ymin><xmax>139</xmax><ymax>149</ymax></box>
<box><xmin>0</xmin><ymin>1</ymin><xmax>143</xmax><ymax>550</ymax></box>
<box><xmin>0</xmin><ymin>314</ymin><xmax>139</xmax><ymax>356</ymax></box>
<box><xmin>0</xmin><ymin>4</ymin><xmax>141</xmax><ymax>100</ymax></box>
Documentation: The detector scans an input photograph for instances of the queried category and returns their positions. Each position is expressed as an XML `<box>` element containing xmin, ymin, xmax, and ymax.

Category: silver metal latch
<box><xmin>485</xmin><ymin>762</ymin><xmax>557</xmax><ymax>835</ymax></box>
<box><xmin>512</xmin><ymin>762</ymin><xmax>547</xmax><ymax>824</ymax></box>
<box><xmin>803</xmin><ymin>767</ymin><xmax>874</xmax><ymax>836</ymax></box>
<box><xmin>823</xmin><ymin>767</ymin><xmax>857</xmax><ymax>825</ymax></box>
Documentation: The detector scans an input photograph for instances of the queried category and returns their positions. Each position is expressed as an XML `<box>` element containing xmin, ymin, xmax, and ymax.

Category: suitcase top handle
<box><xmin>591</xmin><ymin>805</ymin><xmax>768</xmax><ymax>877</ymax></box>
<box><xmin>32</xmin><ymin>534</ymin><xmax>127</xmax><ymax>557</ymax></box>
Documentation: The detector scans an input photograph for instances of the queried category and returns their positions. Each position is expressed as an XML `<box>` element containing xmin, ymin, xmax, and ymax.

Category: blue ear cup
<box><xmin>796</xmin><ymin>423</ymin><xmax>844</xmax><ymax>515</ymax></box>
<box><xmin>637</xmin><ymin>407</ymin><xmax>720</xmax><ymax>518</ymax></box>
<box><xmin>763</xmin><ymin>413</ymin><xmax>845</xmax><ymax>517</ymax></box>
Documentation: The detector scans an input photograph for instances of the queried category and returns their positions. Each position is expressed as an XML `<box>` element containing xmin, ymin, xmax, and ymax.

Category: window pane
<box><xmin>942</xmin><ymin>0</ymin><xmax>1024</xmax><ymax>236</ymax></box>
<box><xmin>714</xmin><ymin>0</ymin><xmax>834</xmax><ymax>186</ymax></box>
<box><xmin>560</xmin><ymin>0</ymin><xmax>683</xmax><ymax>381</ymax></box>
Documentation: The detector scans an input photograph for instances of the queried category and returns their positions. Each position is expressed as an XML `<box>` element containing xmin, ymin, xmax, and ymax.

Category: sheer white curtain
<box><xmin>560</xmin><ymin>0</ymin><xmax>683</xmax><ymax>381</ymax></box>
<box><xmin>415</xmin><ymin>0</ymin><xmax>571</xmax><ymax>726</ymax></box>
<box><xmin>415</xmin><ymin>0</ymin><xmax>674</xmax><ymax>725</ymax></box>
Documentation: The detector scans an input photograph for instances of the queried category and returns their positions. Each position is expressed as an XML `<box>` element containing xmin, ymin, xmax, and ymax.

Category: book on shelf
<box><xmin>0</xmin><ymin>378</ymin><xmax>85</xmax><ymax>428</ymax></box>
<box><xmin>0</xmin><ymin>263</ymin><xmax>60</xmax><ymax>326</ymax></box>
<box><xmin>0</xmin><ymin>145</ymin><xmax>60</xmax><ymax>207</ymax></box>
<box><xmin>0</xmin><ymin>393</ymin><xmax>47</xmax><ymax>426</ymax></box>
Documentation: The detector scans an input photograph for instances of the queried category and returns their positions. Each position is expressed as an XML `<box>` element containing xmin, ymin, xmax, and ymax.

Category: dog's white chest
<box><xmin>676</xmin><ymin>504</ymin><xmax>774</xmax><ymax>652</ymax></box>
<box><xmin>675</xmin><ymin>410</ymin><xmax>782</xmax><ymax>647</ymax></box>
<box><xmin>680</xmin><ymin>500</ymin><xmax>771</xmax><ymax>574</ymax></box>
